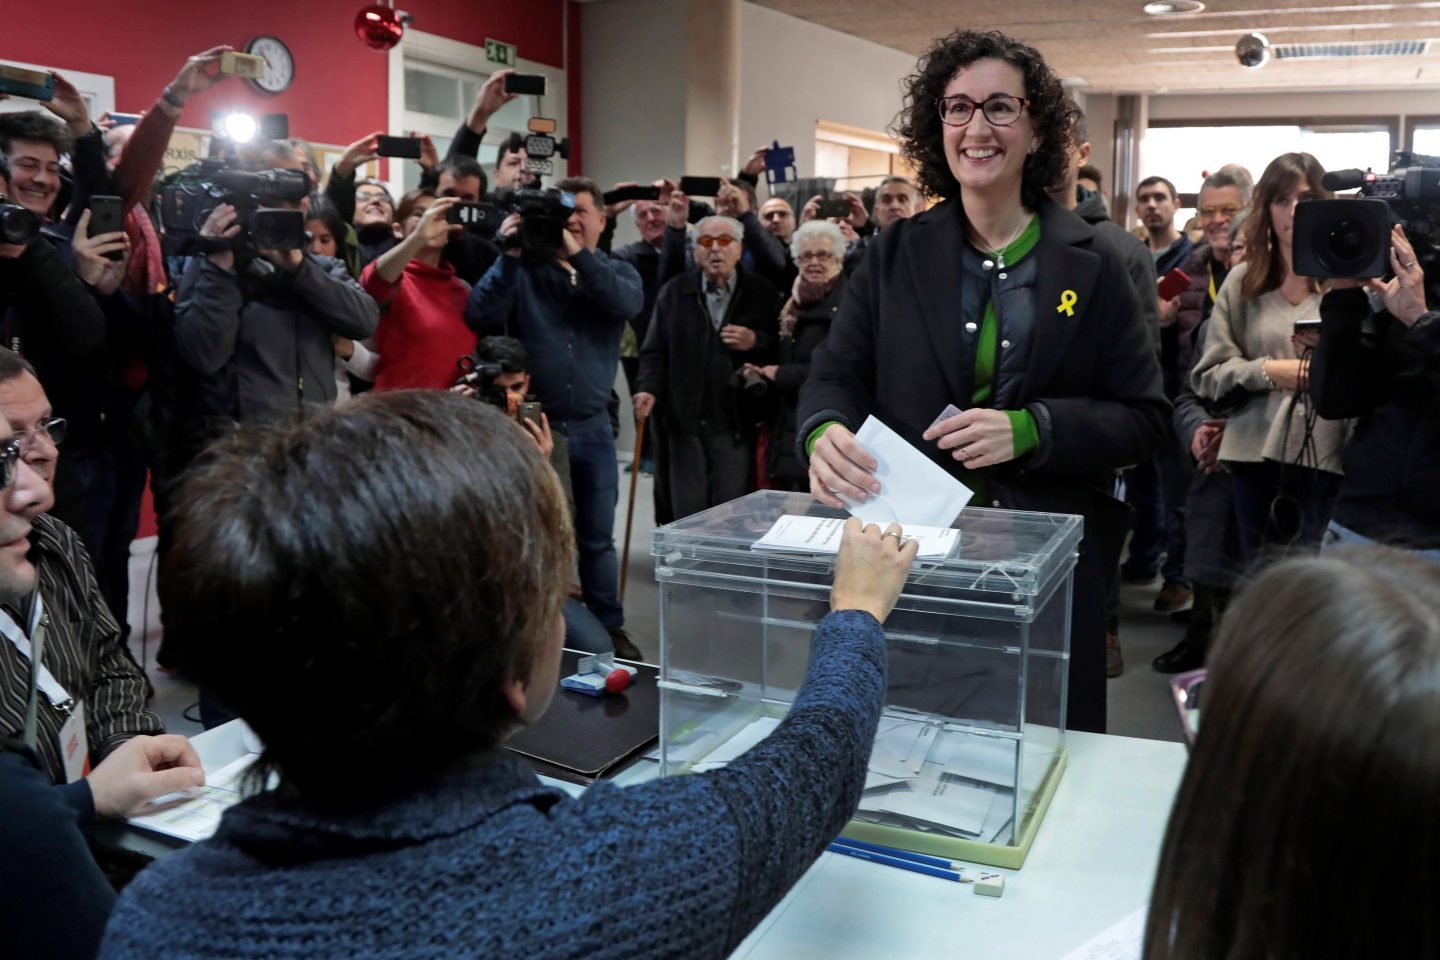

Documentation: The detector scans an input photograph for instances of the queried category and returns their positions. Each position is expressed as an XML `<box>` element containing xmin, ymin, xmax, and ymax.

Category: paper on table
<box><xmin>858</xmin><ymin>762</ymin><xmax>994</xmax><ymax>836</ymax></box>
<box><xmin>1060</xmin><ymin>907</ymin><xmax>1147</xmax><ymax>960</ymax></box>
<box><xmin>126</xmin><ymin>753</ymin><xmax>258</xmax><ymax>842</ymax></box>
<box><xmin>926</xmin><ymin>730</ymin><xmax>1019</xmax><ymax>789</ymax></box>
<box><xmin>688</xmin><ymin>716</ymin><xmax>783</xmax><ymax>772</ymax></box>
<box><xmin>845</xmin><ymin>415</ymin><xmax>973</xmax><ymax>528</ymax></box>
<box><xmin>751</xmin><ymin>515</ymin><xmax>959</xmax><ymax>559</ymax></box>
<box><xmin>868</xmin><ymin>718</ymin><xmax>938</xmax><ymax>779</ymax></box>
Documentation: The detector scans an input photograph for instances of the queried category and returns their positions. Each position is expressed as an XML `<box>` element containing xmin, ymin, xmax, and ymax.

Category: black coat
<box><xmin>638</xmin><ymin>266</ymin><xmax>780</xmax><ymax>437</ymax></box>
<box><xmin>767</xmin><ymin>277</ymin><xmax>844</xmax><ymax>485</ymax></box>
<box><xmin>798</xmin><ymin>195</ymin><xmax>1169</xmax><ymax>734</ymax></box>
<box><xmin>1312</xmin><ymin>287</ymin><xmax>1440</xmax><ymax>547</ymax></box>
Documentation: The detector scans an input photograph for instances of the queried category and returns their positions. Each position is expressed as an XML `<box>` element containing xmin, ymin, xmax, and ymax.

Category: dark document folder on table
<box><xmin>505</xmin><ymin>649</ymin><xmax>660</xmax><ymax>784</ymax></box>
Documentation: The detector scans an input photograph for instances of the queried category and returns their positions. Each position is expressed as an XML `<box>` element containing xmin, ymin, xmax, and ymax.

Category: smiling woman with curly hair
<box><xmin>798</xmin><ymin>28</ymin><xmax>1170</xmax><ymax>733</ymax></box>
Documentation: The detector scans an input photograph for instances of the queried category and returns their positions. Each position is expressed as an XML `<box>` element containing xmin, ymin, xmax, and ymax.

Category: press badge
<box><xmin>58</xmin><ymin>699</ymin><xmax>90</xmax><ymax>783</ymax></box>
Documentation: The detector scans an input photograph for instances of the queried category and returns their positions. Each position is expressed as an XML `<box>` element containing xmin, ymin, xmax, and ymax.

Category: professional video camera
<box><xmin>1294</xmin><ymin>151</ymin><xmax>1440</xmax><ymax>279</ymax></box>
<box><xmin>455</xmin><ymin>353</ymin><xmax>542</xmax><ymax>426</ymax></box>
<box><xmin>0</xmin><ymin>199</ymin><xmax>40</xmax><ymax>246</ymax></box>
<box><xmin>489</xmin><ymin>185</ymin><xmax>576</xmax><ymax>255</ymax></box>
<box><xmin>158</xmin><ymin>158</ymin><xmax>312</xmax><ymax>257</ymax></box>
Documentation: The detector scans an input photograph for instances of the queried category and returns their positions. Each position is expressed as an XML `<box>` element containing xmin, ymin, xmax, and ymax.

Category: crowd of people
<box><xmin>0</xmin><ymin>22</ymin><xmax>1438</xmax><ymax>960</ymax></box>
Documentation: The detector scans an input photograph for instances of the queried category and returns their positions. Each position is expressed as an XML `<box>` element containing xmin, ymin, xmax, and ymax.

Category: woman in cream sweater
<box><xmin>1192</xmin><ymin>152</ymin><xmax>1351</xmax><ymax>566</ymax></box>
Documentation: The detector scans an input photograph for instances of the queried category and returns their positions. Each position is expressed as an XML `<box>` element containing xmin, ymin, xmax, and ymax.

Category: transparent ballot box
<box><xmin>652</xmin><ymin>491</ymin><xmax>1081</xmax><ymax>869</ymax></box>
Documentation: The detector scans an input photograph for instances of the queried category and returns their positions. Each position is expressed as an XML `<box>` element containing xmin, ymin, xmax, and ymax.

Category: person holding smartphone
<box><xmin>346</xmin><ymin>189</ymin><xmax>476</xmax><ymax>393</ymax></box>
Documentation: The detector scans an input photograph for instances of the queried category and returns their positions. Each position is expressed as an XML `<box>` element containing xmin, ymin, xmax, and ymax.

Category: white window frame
<box><xmin>387</xmin><ymin>30</ymin><xmax>568</xmax><ymax>196</ymax></box>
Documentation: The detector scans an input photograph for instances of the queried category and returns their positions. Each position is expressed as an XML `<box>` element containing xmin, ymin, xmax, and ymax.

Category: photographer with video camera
<box><xmin>1310</xmin><ymin>222</ymin><xmax>1440</xmax><ymax>557</ymax></box>
<box><xmin>466</xmin><ymin>176</ymin><xmax>643</xmax><ymax>659</ymax></box>
<box><xmin>170</xmin><ymin>150</ymin><xmax>378</xmax><ymax>464</ymax></box>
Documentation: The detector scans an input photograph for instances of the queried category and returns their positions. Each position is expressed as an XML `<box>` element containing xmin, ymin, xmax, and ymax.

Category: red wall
<box><xmin>2</xmin><ymin>1</ymin><xmax>573</xmax><ymax>155</ymax></box>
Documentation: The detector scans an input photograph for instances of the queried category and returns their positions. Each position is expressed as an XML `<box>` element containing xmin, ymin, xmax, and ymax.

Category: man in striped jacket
<box><xmin>0</xmin><ymin>349</ymin><xmax>162</xmax><ymax>783</ymax></box>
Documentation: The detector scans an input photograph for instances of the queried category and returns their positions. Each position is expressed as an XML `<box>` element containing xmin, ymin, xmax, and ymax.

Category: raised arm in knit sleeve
<box><xmin>566</xmin><ymin>608</ymin><xmax>887</xmax><ymax>958</ymax></box>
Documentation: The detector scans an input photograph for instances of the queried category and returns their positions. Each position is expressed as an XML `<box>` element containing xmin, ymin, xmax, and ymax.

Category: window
<box><xmin>814</xmin><ymin>121</ymin><xmax>917</xmax><ymax>194</ymax></box>
<box><xmin>398</xmin><ymin>60</ymin><xmax>536</xmax><ymax>195</ymax></box>
<box><xmin>1140</xmin><ymin>122</ymin><xmax>1393</xmax><ymax>229</ymax></box>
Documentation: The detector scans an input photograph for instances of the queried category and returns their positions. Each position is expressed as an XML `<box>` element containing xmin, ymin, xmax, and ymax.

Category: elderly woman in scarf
<box><xmin>745</xmin><ymin>219</ymin><xmax>848</xmax><ymax>489</ymax></box>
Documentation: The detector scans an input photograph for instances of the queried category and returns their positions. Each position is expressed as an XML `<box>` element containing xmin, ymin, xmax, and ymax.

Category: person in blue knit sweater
<box><xmin>101</xmin><ymin>390</ymin><xmax>916</xmax><ymax>960</ymax></box>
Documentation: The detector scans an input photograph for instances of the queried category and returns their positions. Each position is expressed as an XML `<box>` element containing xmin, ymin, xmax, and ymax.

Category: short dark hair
<box><xmin>1200</xmin><ymin>169</ymin><xmax>1251</xmax><ymax>205</ymax></box>
<box><xmin>355</xmin><ymin>177</ymin><xmax>393</xmax><ymax>206</ymax></box>
<box><xmin>1077</xmin><ymin>163</ymin><xmax>1103</xmax><ymax>188</ymax></box>
<box><xmin>556</xmin><ymin>176</ymin><xmax>601</xmax><ymax>207</ymax></box>
<box><xmin>160</xmin><ymin>391</ymin><xmax>573</xmax><ymax>808</ymax></box>
<box><xmin>0</xmin><ymin>154</ymin><xmax>10</xmax><ymax>191</ymax></box>
<box><xmin>475</xmin><ymin>335</ymin><xmax>529</xmax><ymax>374</ymax></box>
<box><xmin>394</xmin><ymin>187</ymin><xmax>437</xmax><ymax>225</ymax></box>
<box><xmin>0</xmin><ymin>110</ymin><xmax>74</xmax><ymax>158</ymax></box>
<box><xmin>438</xmin><ymin>155</ymin><xmax>487</xmax><ymax>196</ymax></box>
<box><xmin>727</xmin><ymin>177</ymin><xmax>758</xmax><ymax>211</ymax></box>
<box><xmin>303</xmin><ymin>195</ymin><xmax>355</xmax><ymax>274</ymax></box>
<box><xmin>1137</xmin><ymin>176</ymin><xmax>1178</xmax><ymax>202</ymax></box>
<box><xmin>497</xmin><ymin>133</ymin><xmax>525</xmax><ymax>165</ymax></box>
<box><xmin>877</xmin><ymin>175</ymin><xmax>915</xmax><ymax>194</ymax></box>
<box><xmin>893</xmin><ymin>29</ymin><xmax>1073</xmax><ymax>208</ymax></box>
<box><xmin>1143</xmin><ymin>547</ymin><xmax>1440</xmax><ymax>959</ymax></box>
<box><xmin>0</xmin><ymin>347</ymin><xmax>38</xmax><ymax>385</ymax></box>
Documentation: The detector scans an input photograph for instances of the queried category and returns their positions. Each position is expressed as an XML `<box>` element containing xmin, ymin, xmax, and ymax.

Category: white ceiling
<box><xmin>748</xmin><ymin>0</ymin><xmax>1440</xmax><ymax>94</ymax></box>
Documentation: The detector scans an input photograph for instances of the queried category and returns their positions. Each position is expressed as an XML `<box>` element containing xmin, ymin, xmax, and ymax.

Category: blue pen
<box><xmin>830</xmin><ymin>836</ymin><xmax>963</xmax><ymax>873</ymax></box>
<box><xmin>826</xmin><ymin>842</ymin><xmax>965</xmax><ymax>883</ymax></box>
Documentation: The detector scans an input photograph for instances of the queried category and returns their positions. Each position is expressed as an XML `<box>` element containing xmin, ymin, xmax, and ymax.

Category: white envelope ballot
<box><xmin>846</xmin><ymin>415</ymin><xmax>973</xmax><ymax>528</ymax></box>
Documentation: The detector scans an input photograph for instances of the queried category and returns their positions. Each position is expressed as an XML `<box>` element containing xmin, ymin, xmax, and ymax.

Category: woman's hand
<box><xmin>830</xmin><ymin>518</ymin><xmax>917</xmax><ymax>622</ymax></box>
<box><xmin>923</xmin><ymin>408</ymin><xmax>1016</xmax><ymax>469</ymax></box>
<box><xmin>741</xmin><ymin>362</ymin><xmax>778</xmax><ymax>381</ymax></box>
<box><xmin>1366</xmin><ymin>224</ymin><xmax>1428</xmax><ymax>326</ymax></box>
<box><xmin>1263</xmin><ymin>358</ymin><xmax>1306</xmax><ymax>392</ymax></box>
<box><xmin>808</xmin><ymin>423</ymin><xmax>880</xmax><ymax>509</ymax></box>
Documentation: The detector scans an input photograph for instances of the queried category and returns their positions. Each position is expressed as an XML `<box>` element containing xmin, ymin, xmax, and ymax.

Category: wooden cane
<box><xmin>619</xmin><ymin>413</ymin><xmax>648</xmax><ymax>603</ymax></box>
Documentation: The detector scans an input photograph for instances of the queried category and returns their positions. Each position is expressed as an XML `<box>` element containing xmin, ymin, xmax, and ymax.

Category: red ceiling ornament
<box><xmin>355</xmin><ymin>3</ymin><xmax>405</xmax><ymax>51</ymax></box>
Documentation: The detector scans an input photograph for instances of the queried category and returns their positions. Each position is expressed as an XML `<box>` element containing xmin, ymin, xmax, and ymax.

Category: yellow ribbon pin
<box><xmin>1057</xmin><ymin>289</ymin><xmax>1078</xmax><ymax>317</ymax></box>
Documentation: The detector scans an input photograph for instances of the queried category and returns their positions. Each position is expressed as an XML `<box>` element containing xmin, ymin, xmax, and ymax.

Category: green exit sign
<box><xmin>485</xmin><ymin>38</ymin><xmax>517</xmax><ymax>67</ymax></box>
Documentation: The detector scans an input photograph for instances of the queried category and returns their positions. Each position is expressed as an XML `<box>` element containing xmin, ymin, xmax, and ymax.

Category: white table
<box><xmin>121</xmin><ymin>726</ymin><xmax>1186</xmax><ymax>959</ymax></box>
<box><xmin>731</xmin><ymin>732</ymin><xmax>1186</xmax><ymax>959</ymax></box>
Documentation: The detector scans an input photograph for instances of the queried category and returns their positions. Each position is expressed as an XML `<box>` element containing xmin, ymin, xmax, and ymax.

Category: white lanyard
<box><xmin>0</xmin><ymin>596</ymin><xmax>68</xmax><ymax>708</ymax></box>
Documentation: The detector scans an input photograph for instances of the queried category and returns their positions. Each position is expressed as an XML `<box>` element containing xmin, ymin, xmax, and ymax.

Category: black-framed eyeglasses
<box><xmin>936</xmin><ymin>94</ymin><xmax>1031</xmax><ymax>127</ymax></box>
<box><xmin>0</xmin><ymin>439</ymin><xmax>20</xmax><ymax>491</ymax></box>
<box><xmin>15</xmin><ymin>417</ymin><xmax>64</xmax><ymax>454</ymax></box>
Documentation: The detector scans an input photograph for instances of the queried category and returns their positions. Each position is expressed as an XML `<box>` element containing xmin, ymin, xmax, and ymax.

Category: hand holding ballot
<box><xmin>831</xmin><ymin>518</ymin><xmax>917</xmax><ymax>622</ymax></box>
<box><xmin>809</xmin><ymin>423</ymin><xmax>881</xmax><ymax>509</ymax></box>
<box><xmin>810</xmin><ymin>415</ymin><xmax>974</xmax><ymax>528</ymax></box>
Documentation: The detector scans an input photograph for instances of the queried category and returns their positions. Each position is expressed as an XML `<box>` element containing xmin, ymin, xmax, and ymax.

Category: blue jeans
<box><xmin>565</xmin><ymin>423</ymin><xmax>623</xmax><ymax>630</ymax></box>
<box><xmin>563</xmin><ymin>598</ymin><xmax>614</xmax><ymax>653</ymax></box>
<box><xmin>1229</xmin><ymin>460</ymin><xmax>1341</xmax><ymax>564</ymax></box>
